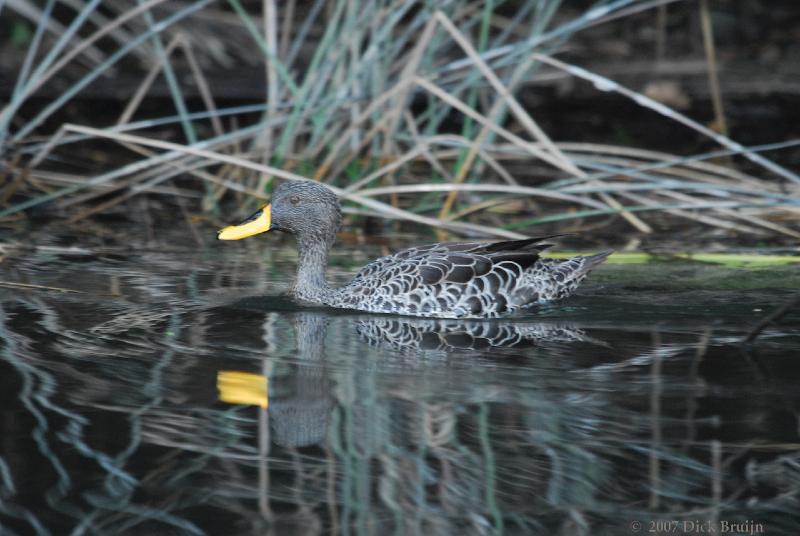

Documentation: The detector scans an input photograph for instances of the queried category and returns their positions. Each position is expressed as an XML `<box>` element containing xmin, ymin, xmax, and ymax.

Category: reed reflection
<box><xmin>1</xmin><ymin>282</ymin><xmax>797</xmax><ymax>535</ymax></box>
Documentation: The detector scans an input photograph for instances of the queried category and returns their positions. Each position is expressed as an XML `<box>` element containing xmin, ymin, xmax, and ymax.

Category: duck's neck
<box><xmin>292</xmin><ymin>235</ymin><xmax>334</xmax><ymax>303</ymax></box>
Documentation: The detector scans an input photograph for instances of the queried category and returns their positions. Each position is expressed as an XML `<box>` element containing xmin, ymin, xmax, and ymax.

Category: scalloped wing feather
<box><xmin>334</xmin><ymin>237</ymin><xmax>587</xmax><ymax>318</ymax></box>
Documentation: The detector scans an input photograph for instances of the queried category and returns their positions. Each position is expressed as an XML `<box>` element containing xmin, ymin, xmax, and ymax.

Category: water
<box><xmin>1</xmin><ymin>225</ymin><xmax>798</xmax><ymax>535</ymax></box>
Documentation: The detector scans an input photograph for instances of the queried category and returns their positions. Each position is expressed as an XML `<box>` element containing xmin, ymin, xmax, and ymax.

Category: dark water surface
<box><xmin>1</xmin><ymin>227</ymin><xmax>799</xmax><ymax>535</ymax></box>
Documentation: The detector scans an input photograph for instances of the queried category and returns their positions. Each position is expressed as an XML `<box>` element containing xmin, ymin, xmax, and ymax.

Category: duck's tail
<box><xmin>515</xmin><ymin>250</ymin><xmax>613</xmax><ymax>304</ymax></box>
<box><xmin>573</xmin><ymin>249</ymin><xmax>614</xmax><ymax>278</ymax></box>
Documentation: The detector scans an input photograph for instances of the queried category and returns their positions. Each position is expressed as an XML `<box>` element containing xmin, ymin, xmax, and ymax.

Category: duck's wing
<box><xmin>342</xmin><ymin>236</ymin><xmax>562</xmax><ymax>316</ymax></box>
<box><xmin>349</xmin><ymin>236</ymin><xmax>559</xmax><ymax>285</ymax></box>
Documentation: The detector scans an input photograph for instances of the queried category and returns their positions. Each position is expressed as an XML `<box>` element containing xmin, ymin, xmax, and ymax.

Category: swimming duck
<box><xmin>218</xmin><ymin>180</ymin><xmax>611</xmax><ymax>319</ymax></box>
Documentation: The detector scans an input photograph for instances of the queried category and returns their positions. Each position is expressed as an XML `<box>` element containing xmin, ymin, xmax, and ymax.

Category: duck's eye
<box><xmin>289</xmin><ymin>196</ymin><xmax>300</xmax><ymax>205</ymax></box>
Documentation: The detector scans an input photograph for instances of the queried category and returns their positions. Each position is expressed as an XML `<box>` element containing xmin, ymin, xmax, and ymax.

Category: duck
<box><xmin>218</xmin><ymin>180</ymin><xmax>611</xmax><ymax>319</ymax></box>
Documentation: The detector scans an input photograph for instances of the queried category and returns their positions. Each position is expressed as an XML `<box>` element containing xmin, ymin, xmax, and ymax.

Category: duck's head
<box><xmin>218</xmin><ymin>180</ymin><xmax>342</xmax><ymax>242</ymax></box>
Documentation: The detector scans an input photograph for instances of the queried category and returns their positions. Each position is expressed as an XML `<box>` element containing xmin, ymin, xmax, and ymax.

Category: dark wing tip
<box><xmin>478</xmin><ymin>234</ymin><xmax>570</xmax><ymax>254</ymax></box>
<box><xmin>588</xmin><ymin>249</ymin><xmax>614</xmax><ymax>263</ymax></box>
<box><xmin>581</xmin><ymin>249</ymin><xmax>614</xmax><ymax>271</ymax></box>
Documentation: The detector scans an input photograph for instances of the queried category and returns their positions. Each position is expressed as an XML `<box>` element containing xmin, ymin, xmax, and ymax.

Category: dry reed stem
<box><xmin>257</xmin><ymin>0</ymin><xmax>279</xmax><ymax>195</ymax></box>
<box><xmin>446</xmin><ymin>196</ymin><xmax>522</xmax><ymax>221</ymax></box>
<box><xmin>177</xmin><ymin>34</ymin><xmax>224</xmax><ymax>138</ymax></box>
<box><xmin>279</xmin><ymin>0</ymin><xmax>296</xmax><ymax>59</ymax></box>
<box><xmin>0</xmin><ymin>156</ymin><xmax>26</xmax><ymax>206</ymax></box>
<box><xmin>356</xmin><ymin>183</ymin><xmax>610</xmax><ymax>211</ymax></box>
<box><xmin>0</xmin><ymin>281</ymin><xmax>84</xmax><ymax>293</ymax></box>
<box><xmin>699</xmin><ymin>0</ymin><xmax>728</xmax><ymax>136</ymax></box>
<box><xmin>655</xmin><ymin>3</ymin><xmax>667</xmax><ymax>62</ymax></box>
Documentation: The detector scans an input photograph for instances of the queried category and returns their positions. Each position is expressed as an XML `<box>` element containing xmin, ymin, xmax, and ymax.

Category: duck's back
<box><xmin>327</xmin><ymin>237</ymin><xmax>610</xmax><ymax>319</ymax></box>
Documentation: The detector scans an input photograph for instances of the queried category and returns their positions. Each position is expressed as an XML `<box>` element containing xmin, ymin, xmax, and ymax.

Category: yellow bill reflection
<box><xmin>217</xmin><ymin>371</ymin><xmax>269</xmax><ymax>408</ymax></box>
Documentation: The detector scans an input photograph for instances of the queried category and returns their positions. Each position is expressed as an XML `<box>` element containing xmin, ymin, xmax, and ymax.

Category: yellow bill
<box><xmin>218</xmin><ymin>204</ymin><xmax>272</xmax><ymax>240</ymax></box>
<box><xmin>217</xmin><ymin>370</ymin><xmax>268</xmax><ymax>408</ymax></box>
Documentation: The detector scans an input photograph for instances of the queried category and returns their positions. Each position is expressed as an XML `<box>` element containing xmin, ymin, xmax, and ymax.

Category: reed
<box><xmin>0</xmin><ymin>0</ymin><xmax>798</xmax><ymax>245</ymax></box>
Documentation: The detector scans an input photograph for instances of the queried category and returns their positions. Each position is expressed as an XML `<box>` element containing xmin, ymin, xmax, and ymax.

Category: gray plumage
<box><xmin>231</xmin><ymin>180</ymin><xmax>611</xmax><ymax>319</ymax></box>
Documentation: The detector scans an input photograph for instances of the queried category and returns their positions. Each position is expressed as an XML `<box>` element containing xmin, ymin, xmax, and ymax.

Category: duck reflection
<box><xmin>220</xmin><ymin>312</ymin><xmax>595</xmax><ymax>449</ymax></box>
<box><xmin>217</xmin><ymin>314</ymin><xmax>334</xmax><ymax>448</ymax></box>
<box><xmin>354</xmin><ymin>316</ymin><xmax>591</xmax><ymax>352</ymax></box>
<box><xmin>210</xmin><ymin>311</ymin><xmax>625</xmax><ymax>533</ymax></box>
<box><xmin>268</xmin><ymin>313</ymin><xmax>334</xmax><ymax>448</ymax></box>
